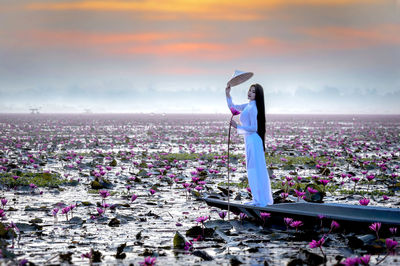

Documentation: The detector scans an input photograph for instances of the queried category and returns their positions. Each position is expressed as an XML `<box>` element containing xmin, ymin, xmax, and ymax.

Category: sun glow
<box><xmin>25</xmin><ymin>0</ymin><xmax>380</xmax><ymax>21</ymax></box>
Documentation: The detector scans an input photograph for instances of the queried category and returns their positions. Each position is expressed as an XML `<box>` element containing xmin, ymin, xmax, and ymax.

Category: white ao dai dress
<box><xmin>227</xmin><ymin>96</ymin><xmax>273</xmax><ymax>206</ymax></box>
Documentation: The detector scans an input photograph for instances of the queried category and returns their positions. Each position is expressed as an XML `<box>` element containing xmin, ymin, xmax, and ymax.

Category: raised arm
<box><xmin>225</xmin><ymin>85</ymin><xmax>247</xmax><ymax>111</ymax></box>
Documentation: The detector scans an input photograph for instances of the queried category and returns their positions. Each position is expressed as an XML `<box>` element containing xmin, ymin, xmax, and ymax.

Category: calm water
<box><xmin>0</xmin><ymin>113</ymin><xmax>399</xmax><ymax>265</ymax></box>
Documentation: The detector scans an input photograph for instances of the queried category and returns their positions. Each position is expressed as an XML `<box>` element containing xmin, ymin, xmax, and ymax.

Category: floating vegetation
<box><xmin>0</xmin><ymin>113</ymin><xmax>399</xmax><ymax>265</ymax></box>
<box><xmin>0</xmin><ymin>172</ymin><xmax>67</xmax><ymax>188</ymax></box>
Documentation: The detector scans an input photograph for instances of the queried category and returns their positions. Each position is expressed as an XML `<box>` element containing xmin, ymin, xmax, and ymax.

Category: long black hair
<box><xmin>251</xmin><ymin>84</ymin><xmax>266</xmax><ymax>151</ymax></box>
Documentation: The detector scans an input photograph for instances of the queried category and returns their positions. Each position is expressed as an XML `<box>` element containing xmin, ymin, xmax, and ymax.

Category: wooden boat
<box><xmin>203</xmin><ymin>197</ymin><xmax>400</xmax><ymax>228</ymax></box>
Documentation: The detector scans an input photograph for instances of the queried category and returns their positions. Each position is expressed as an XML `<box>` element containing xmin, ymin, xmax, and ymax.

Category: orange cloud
<box><xmin>144</xmin><ymin>66</ymin><xmax>213</xmax><ymax>75</ymax></box>
<box><xmin>301</xmin><ymin>25</ymin><xmax>400</xmax><ymax>49</ymax></box>
<box><xmin>18</xmin><ymin>29</ymin><xmax>235</xmax><ymax>60</ymax></box>
<box><xmin>25</xmin><ymin>0</ymin><xmax>381</xmax><ymax>21</ymax></box>
<box><xmin>25</xmin><ymin>0</ymin><xmax>268</xmax><ymax>21</ymax></box>
<box><xmin>236</xmin><ymin>24</ymin><xmax>400</xmax><ymax>59</ymax></box>
<box><xmin>109</xmin><ymin>35</ymin><xmax>300</xmax><ymax>60</ymax></box>
<box><xmin>22</xmin><ymin>30</ymin><xmax>203</xmax><ymax>47</ymax></box>
<box><xmin>112</xmin><ymin>42</ymin><xmax>234</xmax><ymax>60</ymax></box>
<box><xmin>16</xmin><ymin>22</ymin><xmax>399</xmax><ymax>64</ymax></box>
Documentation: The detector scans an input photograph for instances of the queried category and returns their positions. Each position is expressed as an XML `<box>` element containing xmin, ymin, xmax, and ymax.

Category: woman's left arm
<box><xmin>236</xmin><ymin>106</ymin><xmax>258</xmax><ymax>135</ymax></box>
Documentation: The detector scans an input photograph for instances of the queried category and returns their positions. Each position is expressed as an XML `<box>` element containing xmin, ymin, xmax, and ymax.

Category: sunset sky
<box><xmin>1</xmin><ymin>0</ymin><xmax>399</xmax><ymax>114</ymax></box>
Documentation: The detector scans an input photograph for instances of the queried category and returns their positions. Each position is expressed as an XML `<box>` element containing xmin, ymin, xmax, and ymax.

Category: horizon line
<box><xmin>1</xmin><ymin>112</ymin><xmax>400</xmax><ymax>116</ymax></box>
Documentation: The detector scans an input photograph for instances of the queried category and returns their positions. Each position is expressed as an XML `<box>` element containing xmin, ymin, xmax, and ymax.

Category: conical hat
<box><xmin>227</xmin><ymin>70</ymin><xmax>253</xmax><ymax>87</ymax></box>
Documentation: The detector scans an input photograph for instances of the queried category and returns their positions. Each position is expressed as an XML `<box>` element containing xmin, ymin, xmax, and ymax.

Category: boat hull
<box><xmin>203</xmin><ymin>197</ymin><xmax>400</xmax><ymax>228</ymax></box>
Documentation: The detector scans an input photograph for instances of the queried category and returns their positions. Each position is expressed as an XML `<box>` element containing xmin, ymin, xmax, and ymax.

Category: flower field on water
<box><xmin>0</xmin><ymin>113</ymin><xmax>399</xmax><ymax>265</ymax></box>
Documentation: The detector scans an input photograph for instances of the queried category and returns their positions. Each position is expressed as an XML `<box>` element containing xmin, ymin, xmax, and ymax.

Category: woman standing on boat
<box><xmin>226</xmin><ymin>84</ymin><xmax>273</xmax><ymax>206</ymax></box>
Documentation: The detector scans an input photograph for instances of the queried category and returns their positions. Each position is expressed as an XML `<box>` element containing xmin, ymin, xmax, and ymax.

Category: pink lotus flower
<box><xmin>359</xmin><ymin>255</ymin><xmax>370</xmax><ymax>265</ymax></box>
<box><xmin>1</xmin><ymin>198</ymin><xmax>7</xmax><ymax>207</ymax></box>
<box><xmin>319</xmin><ymin>179</ymin><xmax>330</xmax><ymax>186</ymax></box>
<box><xmin>184</xmin><ymin>241</ymin><xmax>193</xmax><ymax>251</ymax></box>
<box><xmin>139</xmin><ymin>256</ymin><xmax>156</xmax><ymax>266</ymax></box>
<box><xmin>81</xmin><ymin>252</ymin><xmax>92</xmax><ymax>259</ymax></box>
<box><xmin>309</xmin><ymin>237</ymin><xmax>326</xmax><ymax>259</ymax></box>
<box><xmin>190</xmin><ymin>171</ymin><xmax>197</xmax><ymax>176</ymax></box>
<box><xmin>61</xmin><ymin>206</ymin><xmax>70</xmax><ymax>221</ymax></box>
<box><xmin>383</xmin><ymin>195</ymin><xmax>390</xmax><ymax>200</ymax></box>
<box><xmin>195</xmin><ymin>216</ymin><xmax>208</xmax><ymax>224</ymax></box>
<box><xmin>309</xmin><ymin>237</ymin><xmax>325</xmax><ymax>249</ymax></box>
<box><xmin>359</xmin><ymin>198</ymin><xmax>370</xmax><ymax>206</ymax></box>
<box><xmin>260</xmin><ymin>212</ymin><xmax>271</xmax><ymax>226</ymax></box>
<box><xmin>229</xmin><ymin>107</ymin><xmax>240</xmax><ymax>116</ymax></box>
<box><xmin>6</xmin><ymin>221</ymin><xmax>19</xmax><ymax>233</ymax></box>
<box><xmin>307</xmin><ymin>187</ymin><xmax>318</xmax><ymax>194</ymax></box>
<box><xmin>330</xmin><ymin>220</ymin><xmax>340</xmax><ymax>232</ymax></box>
<box><xmin>99</xmin><ymin>190</ymin><xmax>110</xmax><ymax>199</ymax></box>
<box><xmin>193</xmin><ymin>235</ymin><xmax>203</xmax><ymax>241</ymax></box>
<box><xmin>131</xmin><ymin>194</ymin><xmax>138</xmax><ymax>202</ymax></box>
<box><xmin>366</xmin><ymin>174</ymin><xmax>375</xmax><ymax>181</ymax></box>
<box><xmin>369</xmin><ymin>222</ymin><xmax>381</xmax><ymax>239</ymax></box>
<box><xmin>196</xmin><ymin>167</ymin><xmax>204</xmax><ymax>172</ymax></box>
<box><xmin>389</xmin><ymin>227</ymin><xmax>397</xmax><ymax>236</ymax></box>
<box><xmin>386</xmin><ymin>238</ymin><xmax>398</xmax><ymax>254</ymax></box>
<box><xmin>260</xmin><ymin>212</ymin><xmax>271</xmax><ymax>220</ymax></box>
<box><xmin>96</xmin><ymin>207</ymin><xmax>105</xmax><ymax>216</ymax></box>
<box><xmin>19</xmin><ymin>259</ymin><xmax>29</xmax><ymax>266</ymax></box>
<box><xmin>290</xmin><ymin>220</ymin><xmax>303</xmax><ymax>232</ymax></box>
<box><xmin>52</xmin><ymin>208</ymin><xmax>59</xmax><ymax>216</ymax></box>
<box><xmin>317</xmin><ymin>214</ymin><xmax>325</xmax><ymax>228</ymax></box>
<box><xmin>284</xmin><ymin>217</ymin><xmax>293</xmax><ymax>229</ymax></box>
<box><xmin>342</xmin><ymin>257</ymin><xmax>360</xmax><ymax>266</ymax></box>
<box><xmin>218</xmin><ymin>211</ymin><xmax>227</xmax><ymax>220</ymax></box>
<box><xmin>61</xmin><ymin>206</ymin><xmax>70</xmax><ymax>215</ymax></box>
<box><xmin>294</xmin><ymin>189</ymin><xmax>305</xmax><ymax>200</ymax></box>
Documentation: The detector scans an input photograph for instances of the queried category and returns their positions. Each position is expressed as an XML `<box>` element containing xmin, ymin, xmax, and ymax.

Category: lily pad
<box><xmin>192</xmin><ymin>250</ymin><xmax>213</xmax><ymax>261</ymax></box>
<box><xmin>173</xmin><ymin>231</ymin><xmax>187</xmax><ymax>249</ymax></box>
<box><xmin>108</xmin><ymin>217</ymin><xmax>120</xmax><ymax>227</ymax></box>
<box><xmin>186</xmin><ymin>225</ymin><xmax>215</xmax><ymax>238</ymax></box>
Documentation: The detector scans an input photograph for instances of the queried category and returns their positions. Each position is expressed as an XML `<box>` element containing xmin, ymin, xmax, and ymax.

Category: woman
<box><xmin>226</xmin><ymin>83</ymin><xmax>273</xmax><ymax>206</ymax></box>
